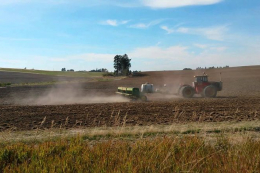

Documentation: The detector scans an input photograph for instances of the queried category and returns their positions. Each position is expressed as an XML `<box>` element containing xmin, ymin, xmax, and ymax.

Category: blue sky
<box><xmin>0</xmin><ymin>0</ymin><xmax>259</xmax><ymax>71</ymax></box>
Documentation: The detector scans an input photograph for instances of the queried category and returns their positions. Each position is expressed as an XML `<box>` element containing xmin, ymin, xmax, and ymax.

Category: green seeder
<box><xmin>116</xmin><ymin>87</ymin><xmax>147</xmax><ymax>101</ymax></box>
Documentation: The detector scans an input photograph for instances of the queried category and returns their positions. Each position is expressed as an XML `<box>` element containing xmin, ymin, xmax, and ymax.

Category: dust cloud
<box><xmin>15</xmin><ymin>83</ymin><xmax>129</xmax><ymax>105</ymax></box>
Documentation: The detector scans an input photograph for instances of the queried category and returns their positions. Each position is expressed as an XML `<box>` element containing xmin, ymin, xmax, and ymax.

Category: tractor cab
<box><xmin>192</xmin><ymin>74</ymin><xmax>210</xmax><ymax>93</ymax></box>
<box><xmin>194</xmin><ymin>75</ymin><xmax>208</xmax><ymax>82</ymax></box>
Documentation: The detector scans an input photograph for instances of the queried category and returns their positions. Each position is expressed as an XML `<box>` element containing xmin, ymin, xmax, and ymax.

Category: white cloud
<box><xmin>0</xmin><ymin>59</ymin><xmax>22</xmax><ymax>64</ymax></box>
<box><xmin>141</xmin><ymin>0</ymin><xmax>222</xmax><ymax>8</ymax></box>
<box><xmin>162</xmin><ymin>25</ymin><xmax>228</xmax><ymax>41</ymax></box>
<box><xmin>0</xmin><ymin>0</ymin><xmax>70</xmax><ymax>5</ymax></box>
<box><xmin>2</xmin><ymin>42</ymin><xmax>258</xmax><ymax>71</ymax></box>
<box><xmin>0</xmin><ymin>0</ymin><xmax>222</xmax><ymax>8</ymax></box>
<box><xmin>0</xmin><ymin>0</ymin><xmax>140</xmax><ymax>8</ymax></box>
<box><xmin>194</xmin><ymin>44</ymin><xmax>228</xmax><ymax>51</ymax></box>
<box><xmin>160</xmin><ymin>26</ymin><xmax>174</xmax><ymax>34</ymax></box>
<box><xmin>121</xmin><ymin>20</ymin><xmax>129</xmax><ymax>24</ymax></box>
<box><xmin>129</xmin><ymin>46</ymin><xmax>191</xmax><ymax>60</ymax></box>
<box><xmin>32</xmin><ymin>53</ymin><xmax>115</xmax><ymax>70</ymax></box>
<box><xmin>0</xmin><ymin>0</ymin><xmax>26</xmax><ymax>5</ymax></box>
<box><xmin>51</xmin><ymin>45</ymin><xmax>259</xmax><ymax>71</ymax></box>
<box><xmin>17</xmin><ymin>53</ymin><xmax>115</xmax><ymax>71</ymax></box>
<box><xmin>194</xmin><ymin>44</ymin><xmax>208</xmax><ymax>49</ymax></box>
<box><xmin>47</xmin><ymin>53</ymin><xmax>114</xmax><ymax>64</ymax></box>
<box><xmin>105</xmin><ymin>20</ymin><xmax>117</xmax><ymax>26</ymax></box>
<box><xmin>101</xmin><ymin>19</ymin><xmax>129</xmax><ymax>26</ymax></box>
<box><xmin>210</xmin><ymin>46</ymin><xmax>227</xmax><ymax>51</ymax></box>
<box><xmin>50</xmin><ymin>58</ymin><xmax>68</xmax><ymax>62</ymax></box>
<box><xmin>177</xmin><ymin>27</ymin><xmax>190</xmax><ymax>33</ymax></box>
<box><xmin>128</xmin><ymin>44</ymin><xmax>260</xmax><ymax>71</ymax></box>
<box><xmin>130</xmin><ymin>19</ymin><xmax>163</xmax><ymax>29</ymax></box>
<box><xmin>66</xmin><ymin>53</ymin><xmax>114</xmax><ymax>62</ymax></box>
<box><xmin>195</xmin><ymin>26</ymin><xmax>228</xmax><ymax>41</ymax></box>
<box><xmin>130</xmin><ymin>23</ymin><xmax>148</xmax><ymax>29</ymax></box>
<box><xmin>192</xmin><ymin>50</ymin><xmax>260</xmax><ymax>68</ymax></box>
<box><xmin>0</xmin><ymin>37</ymin><xmax>33</xmax><ymax>41</ymax></box>
<box><xmin>156</xmin><ymin>42</ymin><xmax>161</xmax><ymax>46</ymax></box>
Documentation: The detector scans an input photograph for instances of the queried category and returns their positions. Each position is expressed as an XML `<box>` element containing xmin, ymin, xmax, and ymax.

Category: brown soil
<box><xmin>0</xmin><ymin>97</ymin><xmax>259</xmax><ymax>131</ymax></box>
<box><xmin>0</xmin><ymin>66</ymin><xmax>260</xmax><ymax>131</ymax></box>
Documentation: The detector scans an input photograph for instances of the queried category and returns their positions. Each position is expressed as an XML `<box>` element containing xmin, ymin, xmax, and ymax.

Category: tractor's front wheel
<box><xmin>203</xmin><ymin>85</ymin><xmax>217</xmax><ymax>98</ymax></box>
<box><xmin>180</xmin><ymin>86</ymin><xmax>195</xmax><ymax>98</ymax></box>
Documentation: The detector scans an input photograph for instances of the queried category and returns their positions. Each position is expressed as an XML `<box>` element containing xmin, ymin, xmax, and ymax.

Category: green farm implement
<box><xmin>116</xmin><ymin>87</ymin><xmax>147</xmax><ymax>101</ymax></box>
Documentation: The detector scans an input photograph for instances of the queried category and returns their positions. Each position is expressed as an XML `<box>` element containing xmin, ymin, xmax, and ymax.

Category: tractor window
<box><xmin>203</xmin><ymin>77</ymin><xmax>208</xmax><ymax>82</ymax></box>
<box><xmin>195</xmin><ymin>77</ymin><xmax>202</xmax><ymax>82</ymax></box>
<box><xmin>195</xmin><ymin>76</ymin><xmax>208</xmax><ymax>82</ymax></box>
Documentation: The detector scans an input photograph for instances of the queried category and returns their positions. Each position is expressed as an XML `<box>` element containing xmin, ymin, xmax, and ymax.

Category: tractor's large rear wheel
<box><xmin>203</xmin><ymin>85</ymin><xmax>217</xmax><ymax>98</ymax></box>
<box><xmin>180</xmin><ymin>86</ymin><xmax>195</xmax><ymax>98</ymax></box>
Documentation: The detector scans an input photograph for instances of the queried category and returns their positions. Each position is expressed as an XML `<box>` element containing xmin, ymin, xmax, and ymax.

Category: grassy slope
<box><xmin>1</xmin><ymin>126</ymin><xmax>260</xmax><ymax>172</ymax></box>
<box><xmin>0</xmin><ymin>68</ymin><xmax>104</xmax><ymax>78</ymax></box>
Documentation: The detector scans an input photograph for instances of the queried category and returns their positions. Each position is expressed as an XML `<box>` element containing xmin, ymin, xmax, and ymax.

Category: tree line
<box><xmin>60</xmin><ymin>54</ymin><xmax>132</xmax><ymax>76</ymax></box>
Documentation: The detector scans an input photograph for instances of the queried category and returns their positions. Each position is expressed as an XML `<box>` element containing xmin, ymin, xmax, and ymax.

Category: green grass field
<box><xmin>0</xmin><ymin>68</ymin><xmax>104</xmax><ymax>78</ymax></box>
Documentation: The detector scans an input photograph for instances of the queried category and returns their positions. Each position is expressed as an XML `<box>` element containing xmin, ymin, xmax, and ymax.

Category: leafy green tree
<box><xmin>113</xmin><ymin>54</ymin><xmax>131</xmax><ymax>76</ymax></box>
<box><xmin>114</xmin><ymin>55</ymin><xmax>122</xmax><ymax>76</ymax></box>
<box><xmin>121</xmin><ymin>54</ymin><xmax>131</xmax><ymax>75</ymax></box>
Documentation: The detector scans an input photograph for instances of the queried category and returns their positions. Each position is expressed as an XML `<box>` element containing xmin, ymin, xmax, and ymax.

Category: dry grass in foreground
<box><xmin>1</xmin><ymin>120</ymin><xmax>260</xmax><ymax>144</ymax></box>
<box><xmin>0</xmin><ymin>136</ymin><xmax>260</xmax><ymax>172</ymax></box>
<box><xmin>0</xmin><ymin>121</ymin><xmax>260</xmax><ymax>172</ymax></box>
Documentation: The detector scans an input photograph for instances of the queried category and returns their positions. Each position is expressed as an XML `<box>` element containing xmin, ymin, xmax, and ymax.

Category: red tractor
<box><xmin>178</xmin><ymin>74</ymin><xmax>223</xmax><ymax>98</ymax></box>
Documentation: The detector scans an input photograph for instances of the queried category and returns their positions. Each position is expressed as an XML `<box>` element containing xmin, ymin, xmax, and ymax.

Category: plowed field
<box><xmin>0</xmin><ymin>97</ymin><xmax>259</xmax><ymax>131</ymax></box>
<box><xmin>0</xmin><ymin>66</ymin><xmax>260</xmax><ymax>131</ymax></box>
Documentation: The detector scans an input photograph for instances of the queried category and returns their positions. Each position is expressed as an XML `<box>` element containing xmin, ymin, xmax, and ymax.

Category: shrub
<box><xmin>0</xmin><ymin>83</ymin><xmax>11</xmax><ymax>87</ymax></box>
<box><xmin>102</xmin><ymin>72</ymin><xmax>114</xmax><ymax>77</ymax></box>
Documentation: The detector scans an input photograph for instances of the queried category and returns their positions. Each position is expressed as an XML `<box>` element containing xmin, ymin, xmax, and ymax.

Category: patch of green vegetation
<box><xmin>81</xmin><ymin>131</ymin><xmax>181</xmax><ymax>141</ymax></box>
<box><xmin>182</xmin><ymin>129</ymin><xmax>201</xmax><ymax>134</ymax></box>
<box><xmin>0</xmin><ymin>68</ymin><xmax>104</xmax><ymax>78</ymax></box>
<box><xmin>11</xmin><ymin>79</ymin><xmax>91</xmax><ymax>87</ymax></box>
<box><xmin>102</xmin><ymin>72</ymin><xmax>114</xmax><ymax>77</ymax></box>
<box><xmin>206</xmin><ymin>129</ymin><xmax>222</xmax><ymax>133</ymax></box>
<box><xmin>0</xmin><ymin>83</ymin><xmax>11</xmax><ymax>87</ymax></box>
<box><xmin>208</xmin><ymin>126</ymin><xmax>260</xmax><ymax>134</ymax></box>
<box><xmin>12</xmin><ymin>81</ymin><xmax>57</xmax><ymax>86</ymax></box>
<box><xmin>3</xmin><ymin>78</ymin><xmax>117</xmax><ymax>87</ymax></box>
